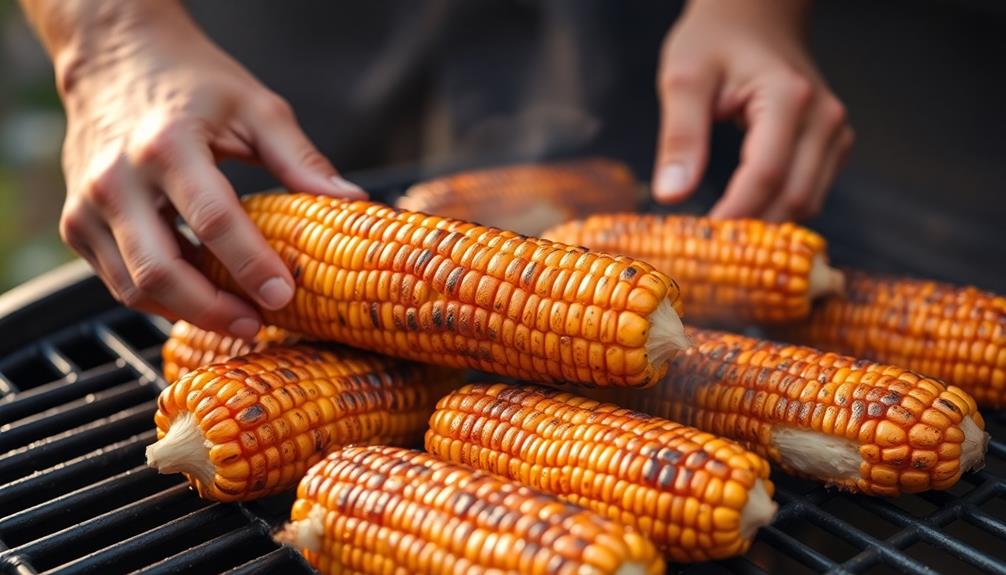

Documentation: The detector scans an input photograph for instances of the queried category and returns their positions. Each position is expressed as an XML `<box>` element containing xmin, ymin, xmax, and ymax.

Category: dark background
<box><xmin>1</xmin><ymin>0</ymin><xmax>1003</xmax><ymax>292</ymax></box>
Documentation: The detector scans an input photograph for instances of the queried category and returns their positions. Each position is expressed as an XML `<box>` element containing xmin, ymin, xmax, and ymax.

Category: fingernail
<box><xmin>655</xmin><ymin>163</ymin><xmax>689</xmax><ymax>200</ymax></box>
<box><xmin>258</xmin><ymin>276</ymin><xmax>294</xmax><ymax>310</ymax></box>
<box><xmin>229</xmin><ymin>317</ymin><xmax>260</xmax><ymax>340</ymax></box>
<box><xmin>329</xmin><ymin>175</ymin><xmax>367</xmax><ymax>198</ymax></box>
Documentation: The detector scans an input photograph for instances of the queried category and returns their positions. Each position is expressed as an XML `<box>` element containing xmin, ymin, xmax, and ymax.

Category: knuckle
<box><xmin>257</xmin><ymin>93</ymin><xmax>294</xmax><ymax>121</ymax></box>
<box><xmin>752</xmin><ymin>162</ymin><xmax>786</xmax><ymax>190</ymax></box>
<box><xmin>658</xmin><ymin>63</ymin><xmax>706</xmax><ymax>94</ymax></box>
<box><xmin>133</xmin><ymin>123</ymin><xmax>185</xmax><ymax>165</ymax></box>
<box><xmin>187</xmin><ymin>198</ymin><xmax>234</xmax><ymax>243</ymax></box>
<box><xmin>132</xmin><ymin>257</ymin><xmax>172</xmax><ymax>293</ymax></box>
<box><xmin>295</xmin><ymin>146</ymin><xmax>332</xmax><ymax>173</ymax></box>
<box><xmin>58</xmin><ymin>205</ymin><xmax>87</xmax><ymax>247</ymax></box>
<box><xmin>781</xmin><ymin>71</ymin><xmax>814</xmax><ymax>109</ymax></box>
<box><xmin>83</xmin><ymin>169</ymin><xmax>121</xmax><ymax>212</ymax></box>
<box><xmin>820</xmin><ymin>96</ymin><xmax>848</xmax><ymax>129</ymax></box>
<box><xmin>118</xmin><ymin>285</ymin><xmax>146</xmax><ymax>308</ymax></box>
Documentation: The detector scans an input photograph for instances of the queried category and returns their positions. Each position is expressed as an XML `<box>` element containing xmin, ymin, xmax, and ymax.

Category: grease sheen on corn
<box><xmin>204</xmin><ymin>193</ymin><xmax>688</xmax><ymax>388</ymax></box>
<box><xmin>596</xmin><ymin>328</ymin><xmax>989</xmax><ymax>497</ymax></box>
<box><xmin>426</xmin><ymin>383</ymin><xmax>777</xmax><ymax>562</ymax></box>
<box><xmin>779</xmin><ymin>270</ymin><xmax>1006</xmax><ymax>408</ymax></box>
<box><xmin>162</xmin><ymin>320</ymin><xmax>300</xmax><ymax>382</ymax></box>
<box><xmin>281</xmin><ymin>446</ymin><xmax>665</xmax><ymax>575</ymax></box>
<box><xmin>544</xmin><ymin>214</ymin><xmax>844</xmax><ymax>326</ymax></box>
<box><xmin>396</xmin><ymin>157</ymin><xmax>639</xmax><ymax>236</ymax></box>
<box><xmin>147</xmin><ymin>345</ymin><xmax>458</xmax><ymax>501</ymax></box>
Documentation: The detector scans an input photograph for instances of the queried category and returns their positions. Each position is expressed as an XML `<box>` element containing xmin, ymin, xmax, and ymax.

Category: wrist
<box><xmin>682</xmin><ymin>0</ymin><xmax>811</xmax><ymax>37</ymax></box>
<box><xmin>37</xmin><ymin>0</ymin><xmax>191</xmax><ymax>97</ymax></box>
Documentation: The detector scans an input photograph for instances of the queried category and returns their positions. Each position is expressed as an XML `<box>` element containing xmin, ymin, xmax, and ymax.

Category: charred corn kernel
<box><xmin>277</xmin><ymin>445</ymin><xmax>664</xmax><ymax>575</ymax></box>
<box><xmin>778</xmin><ymin>270</ymin><xmax>1006</xmax><ymax>408</ymax></box>
<box><xmin>593</xmin><ymin>328</ymin><xmax>990</xmax><ymax>497</ymax></box>
<box><xmin>162</xmin><ymin>320</ymin><xmax>301</xmax><ymax>382</ymax></box>
<box><xmin>146</xmin><ymin>345</ymin><xmax>460</xmax><ymax>502</ymax></box>
<box><xmin>204</xmin><ymin>192</ymin><xmax>689</xmax><ymax>388</ymax></box>
<box><xmin>395</xmin><ymin>158</ymin><xmax>639</xmax><ymax>236</ymax></box>
<box><xmin>543</xmin><ymin>215</ymin><xmax>845</xmax><ymax>326</ymax></box>
<box><xmin>426</xmin><ymin>383</ymin><xmax>777</xmax><ymax>562</ymax></box>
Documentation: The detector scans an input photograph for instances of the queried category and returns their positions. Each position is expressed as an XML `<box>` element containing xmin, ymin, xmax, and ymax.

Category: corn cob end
<box><xmin>145</xmin><ymin>412</ymin><xmax>214</xmax><ymax>489</ymax></box>
<box><xmin>771</xmin><ymin>413</ymin><xmax>988</xmax><ymax>494</ymax></box>
<box><xmin>275</xmin><ymin>502</ymin><xmax>325</xmax><ymax>554</ymax></box>
<box><xmin>742</xmin><ymin>479</ymin><xmax>778</xmax><ymax>539</ymax></box>
<box><xmin>646</xmin><ymin>297</ymin><xmax>690</xmax><ymax>372</ymax></box>
<box><xmin>808</xmin><ymin>254</ymin><xmax>845</xmax><ymax>299</ymax></box>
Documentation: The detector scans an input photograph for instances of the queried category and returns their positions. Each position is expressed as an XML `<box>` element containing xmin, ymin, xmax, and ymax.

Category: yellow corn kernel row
<box><xmin>592</xmin><ymin>328</ymin><xmax>989</xmax><ymax>497</ymax></box>
<box><xmin>162</xmin><ymin>320</ymin><xmax>300</xmax><ymax>382</ymax></box>
<box><xmin>396</xmin><ymin>157</ymin><xmax>639</xmax><ymax>236</ymax></box>
<box><xmin>426</xmin><ymin>383</ymin><xmax>777</xmax><ymax>563</ymax></box>
<box><xmin>204</xmin><ymin>193</ymin><xmax>688</xmax><ymax>388</ymax></box>
<box><xmin>279</xmin><ymin>445</ymin><xmax>665</xmax><ymax>575</ymax></box>
<box><xmin>543</xmin><ymin>214</ymin><xmax>844</xmax><ymax>326</ymax></box>
<box><xmin>777</xmin><ymin>270</ymin><xmax>1006</xmax><ymax>407</ymax></box>
<box><xmin>146</xmin><ymin>345</ymin><xmax>460</xmax><ymax>501</ymax></box>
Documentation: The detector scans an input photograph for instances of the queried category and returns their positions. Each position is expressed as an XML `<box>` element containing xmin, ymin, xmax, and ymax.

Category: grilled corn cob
<box><xmin>162</xmin><ymin>320</ymin><xmax>301</xmax><ymax>382</ymax></box>
<box><xmin>146</xmin><ymin>345</ymin><xmax>459</xmax><ymax>501</ymax></box>
<box><xmin>543</xmin><ymin>214</ymin><xmax>844</xmax><ymax>326</ymax></box>
<box><xmin>396</xmin><ymin>158</ymin><xmax>639</xmax><ymax>236</ymax></box>
<box><xmin>426</xmin><ymin>383</ymin><xmax>777</xmax><ymax>562</ymax></box>
<box><xmin>278</xmin><ymin>445</ymin><xmax>665</xmax><ymax>575</ymax></box>
<box><xmin>594</xmin><ymin>328</ymin><xmax>989</xmax><ymax>496</ymax></box>
<box><xmin>204</xmin><ymin>193</ymin><xmax>688</xmax><ymax>387</ymax></box>
<box><xmin>778</xmin><ymin>270</ymin><xmax>1006</xmax><ymax>408</ymax></box>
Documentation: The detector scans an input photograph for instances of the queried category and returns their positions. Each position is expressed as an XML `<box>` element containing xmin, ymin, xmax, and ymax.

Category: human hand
<box><xmin>47</xmin><ymin>1</ymin><xmax>364</xmax><ymax>338</ymax></box>
<box><xmin>652</xmin><ymin>0</ymin><xmax>853</xmax><ymax>221</ymax></box>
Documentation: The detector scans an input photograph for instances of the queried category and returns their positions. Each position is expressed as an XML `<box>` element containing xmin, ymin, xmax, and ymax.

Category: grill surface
<box><xmin>0</xmin><ymin>167</ymin><xmax>1004</xmax><ymax>574</ymax></box>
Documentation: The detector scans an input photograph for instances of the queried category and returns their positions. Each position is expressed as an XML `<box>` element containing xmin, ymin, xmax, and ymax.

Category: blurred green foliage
<box><xmin>0</xmin><ymin>4</ymin><xmax>76</xmax><ymax>293</ymax></box>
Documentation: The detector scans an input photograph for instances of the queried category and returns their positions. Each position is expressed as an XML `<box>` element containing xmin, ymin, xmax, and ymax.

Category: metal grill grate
<box><xmin>0</xmin><ymin>308</ymin><xmax>314</xmax><ymax>574</ymax></box>
<box><xmin>0</xmin><ymin>306</ymin><xmax>1003</xmax><ymax>574</ymax></box>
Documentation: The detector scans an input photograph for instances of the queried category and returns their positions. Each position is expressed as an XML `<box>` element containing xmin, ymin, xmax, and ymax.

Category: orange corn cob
<box><xmin>162</xmin><ymin>320</ymin><xmax>301</xmax><ymax>382</ymax></box>
<box><xmin>777</xmin><ymin>270</ymin><xmax>1006</xmax><ymax>408</ymax></box>
<box><xmin>426</xmin><ymin>383</ymin><xmax>777</xmax><ymax>562</ymax></box>
<box><xmin>204</xmin><ymin>193</ymin><xmax>688</xmax><ymax>388</ymax></box>
<box><xmin>146</xmin><ymin>345</ymin><xmax>459</xmax><ymax>501</ymax></box>
<box><xmin>278</xmin><ymin>445</ymin><xmax>665</xmax><ymax>575</ymax></box>
<box><xmin>543</xmin><ymin>214</ymin><xmax>844</xmax><ymax>326</ymax></box>
<box><xmin>396</xmin><ymin>157</ymin><xmax>639</xmax><ymax>236</ymax></box>
<box><xmin>594</xmin><ymin>328</ymin><xmax>989</xmax><ymax>497</ymax></box>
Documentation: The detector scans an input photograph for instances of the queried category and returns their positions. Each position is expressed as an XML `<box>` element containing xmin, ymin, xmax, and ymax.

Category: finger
<box><xmin>762</xmin><ymin>96</ymin><xmax>847</xmax><ymax>222</ymax></box>
<box><xmin>100</xmin><ymin>175</ymin><xmax>263</xmax><ymax>339</ymax></box>
<box><xmin>246</xmin><ymin>95</ymin><xmax>366</xmax><ymax>198</ymax></box>
<box><xmin>808</xmin><ymin>126</ymin><xmax>855</xmax><ymax>216</ymax></box>
<box><xmin>710</xmin><ymin>72</ymin><xmax>813</xmax><ymax>219</ymax></box>
<box><xmin>653</xmin><ymin>63</ymin><xmax>721</xmax><ymax>203</ymax></box>
<box><xmin>153</xmin><ymin>139</ymin><xmax>299</xmax><ymax>312</ymax></box>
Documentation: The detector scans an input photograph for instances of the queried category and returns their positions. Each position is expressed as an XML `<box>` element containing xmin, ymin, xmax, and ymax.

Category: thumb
<box><xmin>653</xmin><ymin>65</ymin><xmax>720</xmax><ymax>203</ymax></box>
<box><xmin>250</xmin><ymin>97</ymin><xmax>366</xmax><ymax>198</ymax></box>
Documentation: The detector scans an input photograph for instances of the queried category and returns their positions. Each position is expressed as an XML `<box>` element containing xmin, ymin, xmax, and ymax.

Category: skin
<box><xmin>19</xmin><ymin>0</ymin><xmax>851</xmax><ymax>334</ymax></box>
<box><xmin>653</xmin><ymin>0</ymin><xmax>854</xmax><ymax>220</ymax></box>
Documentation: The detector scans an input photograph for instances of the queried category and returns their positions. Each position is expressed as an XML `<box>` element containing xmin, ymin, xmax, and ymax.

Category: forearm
<box><xmin>682</xmin><ymin>0</ymin><xmax>811</xmax><ymax>38</ymax></box>
<box><xmin>17</xmin><ymin>0</ymin><xmax>198</xmax><ymax>96</ymax></box>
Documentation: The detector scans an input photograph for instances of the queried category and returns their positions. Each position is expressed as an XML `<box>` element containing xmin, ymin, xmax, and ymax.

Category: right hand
<box><xmin>53</xmin><ymin>1</ymin><xmax>364</xmax><ymax>338</ymax></box>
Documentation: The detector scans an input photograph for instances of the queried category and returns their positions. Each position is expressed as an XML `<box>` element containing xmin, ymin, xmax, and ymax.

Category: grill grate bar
<box><xmin>0</xmin><ymin>365</ymin><xmax>132</xmax><ymax>426</ymax></box>
<box><xmin>0</xmin><ymin>430</ymin><xmax>155</xmax><ymax>514</ymax></box>
<box><xmin>0</xmin><ymin>555</ymin><xmax>39</xmax><ymax>575</ymax></box>
<box><xmin>758</xmin><ymin>525</ymin><xmax>839</xmax><ymax>571</ymax></box>
<box><xmin>0</xmin><ymin>381</ymin><xmax>154</xmax><ymax>453</ymax></box>
<box><xmin>0</xmin><ymin>484</ymin><xmax>198</xmax><ymax>565</ymax></box>
<box><xmin>133</xmin><ymin>524</ymin><xmax>268</xmax><ymax>575</ymax></box>
<box><xmin>48</xmin><ymin>504</ymin><xmax>233</xmax><ymax>575</ymax></box>
<box><xmin>964</xmin><ymin>505</ymin><xmax>1006</xmax><ymax>539</ymax></box>
<box><xmin>0</xmin><ymin>466</ymin><xmax>168</xmax><ymax>536</ymax></box>
<box><xmin>0</xmin><ymin>402</ymin><xmax>156</xmax><ymax>485</ymax></box>
<box><xmin>95</xmin><ymin>325</ymin><xmax>166</xmax><ymax>390</ymax></box>
<box><xmin>37</xmin><ymin>343</ymin><xmax>77</xmax><ymax>378</ymax></box>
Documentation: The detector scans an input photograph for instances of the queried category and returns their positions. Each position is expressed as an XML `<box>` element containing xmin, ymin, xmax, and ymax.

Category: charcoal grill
<box><xmin>0</xmin><ymin>166</ymin><xmax>1004</xmax><ymax>575</ymax></box>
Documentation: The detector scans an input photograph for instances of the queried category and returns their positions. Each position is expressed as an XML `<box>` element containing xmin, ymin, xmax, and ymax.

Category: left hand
<box><xmin>652</xmin><ymin>0</ymin><xmax>854</xmax><ymax>221</ymax></box>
